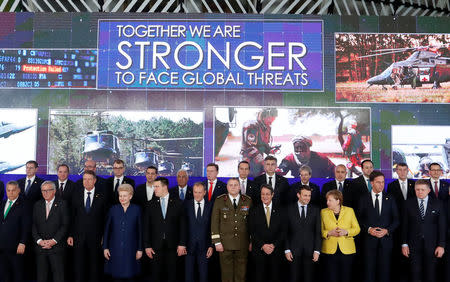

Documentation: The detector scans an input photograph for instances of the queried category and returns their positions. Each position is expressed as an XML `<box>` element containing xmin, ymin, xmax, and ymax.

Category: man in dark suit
<box><xmin>105</xmin><ymin>159</ymin><xmax>135</xmax><ymax>207</ymax></box>
<box><xmin>75</xmin><ymin>160</ymin><xmax>106</xmax><ymax>193</ymax></box>
<box><xmin>143</xmin><ymin>177</ymin><xmax>187</xmax><ymax>282</ymax></box>
<box><xmin>170</xmin><ymin>169</ymin><xmax>193</xmax><ymax>201</ymax></box>
<box><xmin>67</xmin><ymin>170</ymin><xmax>107</xmax><ymax>282</ymax></box>
<box><xmin>290</xmin><ymin>165</ymin><xmax>320</xmax><ymax>206</ymax></box>
<box><xmin>248</xmin><ymin>184</ymin><xmax>285</xmax><ymax>282</ymax></box>
<box><xmin>386</xmin><ymin>162</ymin><xmax>415</xmax><ymax>282</ymax></box>
<box><xmin>321</xmin><ymin>164</ymin><xmax>352</xmax><ymax>208</ymax></box>
<box><xmin>133</xmin><ymin>165</ymin><xmax>158</xmax><ymax>208</ymax></box>
<box><xmin>401</xmin><ymin>179</ymin><xmax>446</xmax><ymax>282</ymax></box>
<box><xmin>237</xmin><ymin>161</ymin><xmax>257</xmax><ymax>200</ymax></box>
<box><xmin>203</xmin><ymin>163</ymin><xmax>226</xmax><ymax>203</ymax></box>
<box><xmin>349</xmin><ymin>159</ymin><xmax>374</xmax><ymax>213</ymax></box>
<box><xmin>32</xmin><ymin>181</ymin><xmax>69</xmax><ymax>282</ymax></box>
<box><xmin>285</xmin><ymin>185</ymin><xmax>321</xmax><ymax>282</ymax></box>
<box><xmin>54</xmin><ymin>164</ymin><xmax>76</xmax><ymax>207</ymax></box>
<box><xmin>17</xmin><ymin>160</ymin><xmax>44</xmax><ymax>281</ymax></box>
<box><xmin>254</xmin><ymin>156</ymin><xmax>290</xmax><ymax>206</ymax></box>
<box><xmin>184</xmin><ymin>182</ymin><xmax>213</xmax><ymax>282</ymax></box>
<box><xmin>18</xmin><ymin>160</ymin><xmax>44</xmax><ymax>208</ymax></box>
<box><xmin>0</xmin><ymin>181</ymin><xmax>30</xmax><ymax>282</ymax></box>
<box><xmin>427</xmin><ymin>162</ymin><xmax>449</xmax><ymax>203</ymax></box>
<box><xmin>358</xmin><ymin>171</ymin><xmax>399</xmax><ymax>282</ymax></box>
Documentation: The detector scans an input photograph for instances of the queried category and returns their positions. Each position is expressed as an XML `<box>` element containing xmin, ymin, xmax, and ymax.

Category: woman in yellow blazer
<box><xmin>321</xmin><ymin>189</ymin><xmax>360</xmax><ymax>282</ymax></box>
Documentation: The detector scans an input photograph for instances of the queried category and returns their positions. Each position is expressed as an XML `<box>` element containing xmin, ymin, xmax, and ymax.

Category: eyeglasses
<box><xmin>430</xmin><ymin>169</ymin><xmax>442</xmax><ymax>172</ymax></box>
<box><xmin>41</xmin><ymin>189</ymin><xmax>55</xmax><ymax>193</ymax></box>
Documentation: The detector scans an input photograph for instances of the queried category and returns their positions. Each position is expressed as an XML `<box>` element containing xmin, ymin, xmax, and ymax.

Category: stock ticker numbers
<box><xmin>0</xmin><ymin>49</ymin><xmax>97</xmax><ymax>89</ymax></box>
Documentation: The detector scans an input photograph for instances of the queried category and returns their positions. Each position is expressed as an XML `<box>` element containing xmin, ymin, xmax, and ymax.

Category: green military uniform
<box><xmin>211</xmin><ymin>193</ymin><xmax>252</xmax><ymax>282</ymax></box>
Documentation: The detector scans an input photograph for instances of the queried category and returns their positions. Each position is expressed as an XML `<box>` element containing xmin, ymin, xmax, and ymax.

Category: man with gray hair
<box><xmin>279</xmin><ymin>135</ymin><xmax>336</xmax><ymax>178</ymax></box>
<box><xmin>290</xmin><ymin>165</ymin><xmax>321</xmax><ymax>206</ymax></box>
<box><xmin>170</xmin><ymin>169</ymin><xmax>193</xmax><ymax>201</ymax></box>
<box><xmin>32</xmin><ymin>181</ymin><xmax>69</xmax><ymax>282</ymax></box>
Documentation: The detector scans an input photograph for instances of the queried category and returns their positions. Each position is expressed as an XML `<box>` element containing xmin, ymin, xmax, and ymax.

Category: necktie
<box><xmin>161</xmin><ymin>197</ymin><xmax>166</xmax><ymax>219</ymax></box>
<box><xmin>419</xmin><ymin>199</ymin><xmax>425</xmax><ymax>219</ymax></box>
<box><xmin>401</xmin><ymin>182</ymin><xmax>407</xmax><ymax>200</ymax></box>
<box><xmin>434</xmin><ymin>181</ymin><xmax>439</xmax><ymax>198</ymax></box>
<box><xmin>4</xmin><ymin>200</ymin><xmax>13</xmax><ymax>219</ymax></box>
<box><xmin>375</xmin><ymin>194</ymin><xmax>380</xmax><ymax>215</ymax></box>
<box><xmin>367</xmin><ymin>179</ymin><xmax>372</xmax><ymax>191</ymax></box>
<box><xmin>115</xmin><ymin>179</ymin><xmax>120</xmax><ymax>192</ymax></box>
<box><xmin>85</xmin><ymin>191</ymin><xmax>91</xmax><ymax>213</ymax></box>
<box><xmin>338</xmin><ymin>182</ymin><xmax>343</xmax><ymax>192</ymax></box>
<box><xmin>59</xmin><ymin>182</ymin><xmax>64</xmax><ymax>197</ymax></box>
<box><xmin>268</xmin><ymin>177</ymin><xmax>273</xmax><ymax>188</ymax></box>
<box><xmin>46</xmin><ymin>201</ymin><xmax>51</xmax><ymax>219</ymax></box>
<box><xmin>265</xmin><ymin>206</ymin><xmax>271</xmax><ymax>227</ymax></box>
<box><xmin>180</xmin><ymin>189</ymin><xmax>185</xmax><ymax>201</ymax></box>
<box><xmin>301</xmin><ymin>205</ymin><xmax>306</xmax><ymax>219</ymax></box>
<box><xmin>233</xmin><ymin>198</ymin><xmax>237</xmax><ymax>210</ymax></box>
<box><xmin>25</xmin><ymin>180</ymin><xmax>31</xmax><ymax>195</ymax></box>
<box><xmin>241</xmin><ymin>180</ymin><xmax>246</xmax><ymax>195</ymax></box>
<box><xmin>208</xmin><ymin>182</ymin><xmax>213</xmax><ymax>201</ymax></box>
<box><xmin>196</xmin><ymin>202</ymin><xmax>201</xmax><ymax>219</ymax></box>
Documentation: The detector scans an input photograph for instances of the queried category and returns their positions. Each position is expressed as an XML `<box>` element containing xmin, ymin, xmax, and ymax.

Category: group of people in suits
<box><xmin>0</xmin><ymin>156</ymin><xmax>449</xmax><ymax>282</ymax></box>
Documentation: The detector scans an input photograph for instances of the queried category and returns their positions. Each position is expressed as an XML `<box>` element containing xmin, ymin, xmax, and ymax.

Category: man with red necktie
<box><xmin>203</xmin><ymin>163</ymin><xmax>226</xmax><ymax>204</ymax></box>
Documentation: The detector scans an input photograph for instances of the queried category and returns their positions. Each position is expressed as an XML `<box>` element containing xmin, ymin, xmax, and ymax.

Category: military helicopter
<box><xmin>360</xmin><ymin>44</ymin><xmax>450</xmax><ymax>90</ymax></box>
<box><xmin>0</xmin><ymin>121</ymin><xmax>34</xmax><ymax>138</ymax></box>
<box><xmin>82</xmin><ymin>130</ymin><xmax>120</xmax><ymax>165</ymax></box>
<box><xmin>0</xmin><ymin>161</ymin><xmax>25</xmax><ymax>174</ymax></box>
<box><xmin>129</xmin><ymin>136</ymin><xmax>202</xmax><ymax>176</ymax></box>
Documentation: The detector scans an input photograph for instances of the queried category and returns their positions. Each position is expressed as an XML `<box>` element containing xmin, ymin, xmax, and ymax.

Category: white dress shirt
<box><xmin>3</xmin><ymin>197</ymin><xmax>18</xmax><ymax>215</ymax></box>
<box><xmin>194</xmin><ymin>199</ymin><xmax>205</xmax><ymax>217</ymax></box>
<box><xmin>266</xmin><ymin>174</ymin><xmax>276</xmax><ymax>189</ymax></box>
<box><xmin>84</xmin><ymin>188</ymin><xmax>95</xmax><ymax>206</ymax></box>
<box><xmin>146</xmin><ymin>184</ymin><xmax>154</xmax><ymax>201</ymax></box>
<box><xmin>160</xmin><ymin>193</ymin><xmax>170</xmax><ymax>215</ymax></box>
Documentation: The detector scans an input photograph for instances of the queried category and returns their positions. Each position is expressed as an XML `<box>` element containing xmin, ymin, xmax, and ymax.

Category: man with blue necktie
<box><xmin>401</xmin><ymin>179</ymin><xmax>446</xmax><ymax>282</ymax></box>
<box><xmin>170</xmin><ymin>169</ymin><xmax>193</xmax><ymax>202</ymax></box>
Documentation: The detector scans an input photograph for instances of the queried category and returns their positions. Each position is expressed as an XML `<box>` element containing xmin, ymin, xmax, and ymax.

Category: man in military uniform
<box><xmin>240</xmin><ymin>108</ymin><xmax>280</xmax><ymax>177</ymax></box>
<box><xmin>211</xmin><ymin>178</ymin><xmax>252</xmax><ymax>282</ymax></box>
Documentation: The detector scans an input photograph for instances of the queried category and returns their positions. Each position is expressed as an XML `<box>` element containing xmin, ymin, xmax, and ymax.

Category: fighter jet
<box><xmin>0</xmin><ymin>121</ymin><xmax>34</xmax><ymax>139</ymax></box>
<box><xmin>0</xmin><ymin>161</ymin><xmax>25</xmax><ymax>173</ymax></box>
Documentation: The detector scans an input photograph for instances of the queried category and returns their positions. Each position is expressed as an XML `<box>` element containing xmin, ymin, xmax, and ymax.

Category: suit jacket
<box><xmin>290</xmin><ymin>181</ymin><xmax>321</xmax><ymax>207</ymax></box>
<box><xmin>386</xmin><ymin>179</ymin><xmax>415</xmax><ymax>212</ymax></box>
<box><xmin>357</xmin><ymin>192</ymin><xmax>399</xmax><ymax>247</ymax></box>
<box><xmin>0</xmin><ymin>180</ymin><xmax>4</xmax><ymax>200</ymax></box>
<box><xmin>133</xmin><ymin>183</ymin><xmax>156</xmax><ymax>208</ymax></box>
<box><xmin>32</xmin><ymin>198</ymin><xmax>69</xmax><ymax>253</ymax></box>
<box><xmin>241</xmin><ymin>179</ymin><xmax>258</xmax><ymax>201</ymax></box>
<box><xmin>427</xmin><ymin>179</ymin><xmax>449</xmax><ymax>203</ymax></box>
<box><xmin>321</xmin><ymin>206</ymin><xmax>361</xmax><ymax>255</ymax></box>
<box><xmin>321</xmin><ymin>179</ymin><xmax>352</xmax><ymax>209</ymax></box>
<box><xmin>143</xmin><ymin>194</ymin><xmax>186</xmax><ymax>250</ymax></box>
<box><xmin>0</xmin><ymin>197</ymin><xmax>30</xmax><ymax>251</ymax></box>
<box><xmin>105</xmin><ymin>176</ymin><xmax>136</xmax><ymax>207</ymax></box>
<box><xmin>169</xmin><ymin>185</ymin><xmax>193</xmax><ymax>202</ymax></box>
<box><xmin>285</xmin><ymin>202</ymin><xmax>321</xmax><ymax>255</ymax></box>
<box><xmin>53</xmin><ymin>179</ymin><xmax>77</xmax><ymax>206</ymax></box>
<box><xmin>349</xmin><ymin>175</ymin><xmax>371</xmax><ymax>212</ymax></box>
<box><xmin>253</xmin><ymin>174</ymin><xmax>290</xmax><ymax>206</ymax></box>
<box><xmin>69</xmin><ymin>187</ymin><xmax>107</xmax><ymax>246</ymax></box>
<box><xmin>203</xmin><ymin>180</ymin><xmax>227</xmax><ymax>203</ymax></box>
<box><xmin>249</xmin><ymin>203</ymin><xmax>285</xmax><ymax>254</ymax></box>
<box><xmin>401</xmin><ymin>197</ymin><xmax>446</xmax><ymax>250</ymax></box>
<box><xmin>18</xmin><ymin>176</ymin><xmax>44</xmax><ymax>209</ymax></box>
<box><xmin>184</xmin><ymin>199</ymin><xmax>212</xmax><ymax>252</ymax></box>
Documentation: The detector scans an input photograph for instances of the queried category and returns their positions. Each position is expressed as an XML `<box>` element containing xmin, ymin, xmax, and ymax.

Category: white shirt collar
<box><xmin>263</xmin><ymin>201</ymin><xmax>272</xmax><ymax>210</ymax></box>
<box><xmin>84</xmin><ymin>187</ymin><xmax>95</xmax><ymax>195</ymax></box>
<box><xmin>160</xmin><ymin>193</ymin><xmax>170</xmax><ymax>201</ymax></box>
<box><xmin>46</xmin><ymin>197</ymin><xmax>55</xmax><ymax>206</ymax></box>
<box><xmin>26</xmin><ymin>175</ymin><xmax>36</xmax><ymax>183</ymax></box>
<box><xmin>208</xmin><ymin>179</ymin><xmax>217</xmax><ymax>185</ymax></box>
<box><xmin>114</xmin><ymin>176</ymin><xmax>124</xmax><ymax>183</ymax></box>
<box><xmin>58</xmin><ymin>179</ymin><xmax>68</xmax><ymax>185</ymax></box>
<box><xmin>229</xmin><ymin>193</ymin><xmax>240</xmax><ymax>204</ymax></box>
<box><xmin>179</xmin><ymin>185</ymin><xmax>187</xmax><ymax>190</ymax></box>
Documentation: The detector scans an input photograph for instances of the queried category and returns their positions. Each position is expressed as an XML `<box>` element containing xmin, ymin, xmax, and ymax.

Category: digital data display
<box><xmin>0</xmin><ymin>49</ymin><xmax>97</xmax><ymax>89</ymax></box>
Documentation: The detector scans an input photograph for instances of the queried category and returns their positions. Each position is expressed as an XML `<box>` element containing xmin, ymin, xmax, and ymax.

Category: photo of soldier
<box><xmin>215</xmin><ymin>107</ymin><xmax>371</xmax><ymax>178</ymax></box>
<box><xmin>240</xmin><ymin>108</ymin><xmax>280</xmax><ymax>177</ymax></box>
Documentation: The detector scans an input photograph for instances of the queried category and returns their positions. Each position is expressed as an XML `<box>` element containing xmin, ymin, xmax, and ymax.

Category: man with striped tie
<box><xmin>401</xmin><ymin>179</ymin><xmax>446</xmax><ymax>282</ymax></box>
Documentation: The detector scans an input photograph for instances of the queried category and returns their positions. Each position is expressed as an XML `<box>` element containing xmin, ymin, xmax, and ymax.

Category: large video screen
<box><xmin>48</xmin><ymin>109</ymin><xmax>204</xmax><ymax>176</ymax></box>
<box><xmin>0</xmin><ymin>49</ymin><xmax>97</xmax><ymax>89</ymax></box>
<box><xmin>335</xmin><ymin>33</ymin><xmax>450</xmax><ymax>104</ymax></box>
<box><xmin>0</xmin><ymin>108</ymin><xmax>37</xmax><ymax>174</ymax></box>
<box><xmin>392</xmin><ymin>125</ymin><xmax>450</xmax><ymax>179</ymax></box>
<box><xmin>215</xmin><ymin>107</ymin><xmax>371</xmax><ymax>178</ymax></box>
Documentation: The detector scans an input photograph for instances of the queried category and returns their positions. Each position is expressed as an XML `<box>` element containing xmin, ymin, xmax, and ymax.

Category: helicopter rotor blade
<box><xmin>358</xmin><ymin>49</ymin><xmax>411</xmax><ymax>59</ymax></box>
